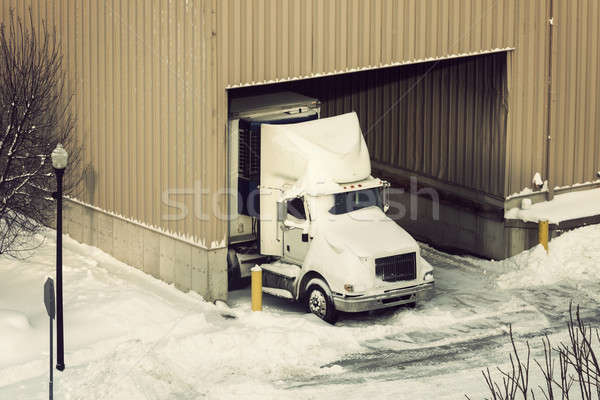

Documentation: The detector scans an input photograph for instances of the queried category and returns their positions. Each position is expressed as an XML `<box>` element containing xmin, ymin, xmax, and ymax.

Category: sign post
<box><xmin>44</xmin><ymin>278</ymin><xmax>56</xmax><ymax>400</ymax></box>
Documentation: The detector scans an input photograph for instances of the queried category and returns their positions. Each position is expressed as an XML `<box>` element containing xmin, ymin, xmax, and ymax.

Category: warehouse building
<box><xmin>1</xmin><ymin>1</ymin><xmax>599</xmax><ymax>301</ymax></box>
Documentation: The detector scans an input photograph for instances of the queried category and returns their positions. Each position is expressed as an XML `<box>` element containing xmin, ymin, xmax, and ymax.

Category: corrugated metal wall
<box><xmin>505</xmin><ymin>0</ymin><xmax>551</xmax><ymax>196</ymax></box>
<box><xmin>216</xmin><ymin>0</ymin><xmax>516</xmax><ymax>88</ymax></box>
<box><xmin>506</xmin><ymin>0</ymin><xmax>600</xmax><ymax>195</ymax></box>
<box><xmin>234</xmin><ymin>53</ymin><xmax>508</xmax><ymax>197</ymax></box>
<box><xmin>3</xmin><ymin>0</ymin><xmax>599</xmax><ymax>247</ymax></box>
<box><xmin>212</xmin><ymin>0</ymin><xmax>521</xmax><ymax>243</ymax></box>
<box><xmin>0</xmin><ymin>1</ymin><xmax>226</xmax><ymax>246</ymax></box>
<box><xmin>549</xmin><ymin>0</ymin><xmax>600</xmax><ymax>189</ymax></box>
<box><xmin>221</xmin><ymin>0</ymin><xmax>600</xmax><ymax>200</ymax></box>
<box><xmin>318</xmin><ymin>54</ymin><xmax>508</xmax><ymax>198</ymax></box>
<box><xmin>215</xmin><ymin>0</ymin><xmax>519</xmax><ymax>210</ymax></box>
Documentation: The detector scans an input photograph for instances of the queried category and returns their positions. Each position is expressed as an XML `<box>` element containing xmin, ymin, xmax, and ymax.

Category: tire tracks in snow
<box><xmin>283</xmin><ymin>246</ymin><xmax>600</xmax><ymax>390</ymax></box>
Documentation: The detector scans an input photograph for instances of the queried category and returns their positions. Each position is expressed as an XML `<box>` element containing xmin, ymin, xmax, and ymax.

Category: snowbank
<box><xmin>478</xmin><ymin>224</ymin><xmax>600</xmax><ymax>289</ymax></box>
<box><xmin>0</xmin><ymin>310</ymin><xmax>31</xmax><ymax>331</ymax></box>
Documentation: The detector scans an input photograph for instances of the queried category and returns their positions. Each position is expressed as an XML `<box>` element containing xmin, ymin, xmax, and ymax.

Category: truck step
<box><xmin>236</xmin><ymin>253</ymin><xmax>270</xmax><ymax>278</ymax></box>
<box><xmin>262</xmin><ymin>287</ymin><xmax>294</xmax><ymax>300</ymax></box>
<box><xmin>261</xmin><ymin>262</ymin><xmax>300</xmax><ymax>297</ymax></box>
<box><xmin>261</xmin><ymin>262</ymin><xmax>301</xmax><ymax>279</ymax></box>
<box><xmin>237</xmin><ymin>253</ymin><xmax>270</xmax><ymax>265</ymax></box>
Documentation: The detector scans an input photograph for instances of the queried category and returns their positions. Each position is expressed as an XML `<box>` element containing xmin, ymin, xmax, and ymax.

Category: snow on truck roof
<box><xmin>260</xmin><ymin>112</ymin><xmax>372</xmax><ymax>196</ymax></box>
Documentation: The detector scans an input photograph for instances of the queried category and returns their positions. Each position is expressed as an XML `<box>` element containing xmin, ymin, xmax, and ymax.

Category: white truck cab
<box><xmin>228</xmin><ymin>92</ymin><xmax>434</xmax><ymax>323</ymax></box>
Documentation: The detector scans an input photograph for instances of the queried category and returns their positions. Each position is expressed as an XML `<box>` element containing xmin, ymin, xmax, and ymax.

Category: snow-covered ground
<box><xmin>1</xmin><ymin>225</ymin><xmax>600</xmax><ymax>399</ymax></box>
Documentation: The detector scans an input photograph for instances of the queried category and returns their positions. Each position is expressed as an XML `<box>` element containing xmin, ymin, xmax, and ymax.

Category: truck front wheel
<box><xmin>305</xmin><ymin>284</ymin><xmax>337</xmax><ymax>324</ymax></box>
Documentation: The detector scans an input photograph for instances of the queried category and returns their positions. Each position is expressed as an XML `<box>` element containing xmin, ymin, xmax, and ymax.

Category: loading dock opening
<box><xmin>228</xmin><ymin>52</ymin><xmax>509</xmax><ymax>259</ymax></box>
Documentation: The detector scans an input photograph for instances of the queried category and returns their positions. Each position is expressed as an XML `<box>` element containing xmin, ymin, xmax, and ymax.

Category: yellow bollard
<box><xmin>251</xmin><ymin>266</ymin><xmax>262</xmax><ymax>311</ymax></box>
<box><xmin>539</xmin><ymin>220</ymin><xmax>549</xmax><ymax>252</ymax></box>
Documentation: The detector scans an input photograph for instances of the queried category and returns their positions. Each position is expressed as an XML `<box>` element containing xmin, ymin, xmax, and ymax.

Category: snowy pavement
<box><xmin>1</xmin><ymin>225</ymin><xmax>600</xmax><ymax>399</ymax></box>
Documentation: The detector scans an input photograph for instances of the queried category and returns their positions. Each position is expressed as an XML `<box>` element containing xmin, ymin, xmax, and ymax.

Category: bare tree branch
<box><xmin>468</xmin><ymin>304</ymin><xmax>600</xmax><ymax>400</ymax></box>
<box><xmin>0</xmin><ymin>8</ymin><xmax>82</xmax><ymax>256</ymax></box>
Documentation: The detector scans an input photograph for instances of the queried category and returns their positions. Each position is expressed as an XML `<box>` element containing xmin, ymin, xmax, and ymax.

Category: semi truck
<box><xmin>228</xmin><ymin>92</ymin><xmax>434</xmax><ymax>323</ymax></box>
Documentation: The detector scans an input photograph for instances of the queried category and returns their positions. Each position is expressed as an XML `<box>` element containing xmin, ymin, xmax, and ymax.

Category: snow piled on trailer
<box><xmin>261</xmin><ymin>112</ymin><xmax>371</xmax><ymax>196</ymax></box>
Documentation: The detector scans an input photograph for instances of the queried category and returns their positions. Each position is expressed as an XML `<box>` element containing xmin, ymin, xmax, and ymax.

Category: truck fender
<box><xmin>297</xmin><ymin>271</ymin><xmax>331</xmax><ymax>301</ymax></box>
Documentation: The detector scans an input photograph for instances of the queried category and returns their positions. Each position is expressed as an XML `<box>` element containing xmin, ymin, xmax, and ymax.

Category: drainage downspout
<box><xmin>545</xmin><ymin>0</ymin><xmax>554</xmax><ymax>201</ymax></box>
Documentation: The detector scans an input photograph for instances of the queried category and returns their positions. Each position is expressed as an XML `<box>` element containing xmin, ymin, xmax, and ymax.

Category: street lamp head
<box><xmin>51</xmin><ymin>143</ymin><xmax>68</xmax><ymax>169</ymax></box>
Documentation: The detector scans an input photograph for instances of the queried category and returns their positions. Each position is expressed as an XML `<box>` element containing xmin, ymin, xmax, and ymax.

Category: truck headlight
<box><xmin>423</xmin><ymin>271</ymin><xmax>434</xmax><ymax>281</ymax></box>
<box><xmin>344</xmin><ymin>283</ymin><xmax>354</xmax><ymax>292</ymax></box>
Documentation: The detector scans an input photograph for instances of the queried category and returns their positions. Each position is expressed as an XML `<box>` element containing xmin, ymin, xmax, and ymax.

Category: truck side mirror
<box><xmin>277</xmin><ymin>200</ymin><xmax>287</xmax><ymax>222</ymax></box>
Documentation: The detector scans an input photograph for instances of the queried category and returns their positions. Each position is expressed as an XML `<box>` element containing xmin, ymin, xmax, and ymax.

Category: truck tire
<box><xmin>305</xmin><ymin>283</ymin><xmax>337</xmax><ymax>324</ymax></box>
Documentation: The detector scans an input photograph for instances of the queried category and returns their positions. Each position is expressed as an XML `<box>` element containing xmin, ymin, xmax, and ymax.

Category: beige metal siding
<box><xmin>505</xmin><ymin>0</ymin><xmax>551</xmax><ymax>196</ymax></box>
<box><xmin>3</xmin><ymin>0</ymin><xmax>599</xmax><ymax>249</ymax></box>
<box><xmin>0</xmin><ymin>1</ymin><xmax>227</xmax><ymax>246</ymax></box>
<box><xmin>217</xmin><ymin>0</ymin><xmax>517</xmax><ymax>88</ymax></box>
<box><xmin>549</xmin><ymin>0</ymin><xmax>600</xmax><ymax>189</ymax></box>
<box><xmin>506</xmin><ymin>0</ymin><xmax>600</xmax><ymax>195</ymax></box>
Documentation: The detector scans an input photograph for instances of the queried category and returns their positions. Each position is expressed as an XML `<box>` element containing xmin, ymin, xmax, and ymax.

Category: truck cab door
<box><xmin>283</xmin><ymin>197</ymin><xmax>310</xmax><ymax>264</ymax></box>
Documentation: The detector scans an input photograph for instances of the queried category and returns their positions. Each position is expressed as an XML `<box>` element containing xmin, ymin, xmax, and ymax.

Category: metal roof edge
<box><xmin>225</xmin><ymin>48</ymin><xmax>515</xmax><ymax>89</ymax></box>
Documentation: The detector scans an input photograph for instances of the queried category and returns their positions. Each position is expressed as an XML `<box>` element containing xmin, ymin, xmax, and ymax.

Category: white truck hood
<box><xmin>321</xmin><ymin>206</ymin><xmax>418</xmax><ymax>258</ymax></box>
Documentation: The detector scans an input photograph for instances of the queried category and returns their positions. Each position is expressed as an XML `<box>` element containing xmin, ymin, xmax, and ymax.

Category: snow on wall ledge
<box><xmin>507</xmin><ymin>179</ymin><xmax>600</xmax><ymax>200</ymax></box>
<box><xmin>505</xmin><ymin>188</ymin><xmax>600</xmax><ymax>224</ymax></box>
<box><xmin>65</xmin><ymin>196</ymin><xmax>226</xmax><ymax>250</ymax></box>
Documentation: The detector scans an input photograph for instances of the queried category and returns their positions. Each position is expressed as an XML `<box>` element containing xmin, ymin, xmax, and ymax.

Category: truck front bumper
<box><xmin>332</xmin><ymin>281</ymin><xmax>434</xmax><ymax>313</ymax></box>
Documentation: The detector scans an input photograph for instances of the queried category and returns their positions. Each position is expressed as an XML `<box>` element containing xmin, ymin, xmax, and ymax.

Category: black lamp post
<box><xmin>51</xmin><ymin>143</ymin><xmax>68</xmax><ymax>372</ymax></box>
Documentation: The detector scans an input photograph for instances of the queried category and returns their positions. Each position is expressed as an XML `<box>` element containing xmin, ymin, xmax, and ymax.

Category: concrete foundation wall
<box><xmin>504</xmin><ymin>222</ymin><xmax>543</xmax><ymax>257</ymax></box>
<box><xmin>389</xmin><ymin>190</ymin><xmax>554</xmax><ymax>260</ymax></box>
<box><xmin>390</xmin><ymin>191</ymin><xmax>507</xmax><ymax>260</ymax></box>
<box><xmin>62</xmin><ymin>199</ymin><xmax>228</xmax><ymax>302</ymax></box>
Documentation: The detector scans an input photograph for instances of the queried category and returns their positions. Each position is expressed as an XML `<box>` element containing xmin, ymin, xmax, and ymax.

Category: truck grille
<box><xmin>375</xmin><ymin>253</ymin><xmax>416</xmax><ymax>282</ymax></box>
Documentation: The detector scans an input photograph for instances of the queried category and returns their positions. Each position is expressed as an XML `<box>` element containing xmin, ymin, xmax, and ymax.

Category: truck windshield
<box><xmin>328</xmin><ymin>188</ymin><xmax>383</xmax><ymax>215</ymax></box>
